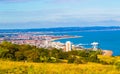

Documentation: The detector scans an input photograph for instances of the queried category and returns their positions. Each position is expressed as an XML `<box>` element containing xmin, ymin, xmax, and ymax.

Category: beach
<box><xmin>51</xmin><ymin>36</ymin><xmax>82</xmax><ymax>41</ymax></box>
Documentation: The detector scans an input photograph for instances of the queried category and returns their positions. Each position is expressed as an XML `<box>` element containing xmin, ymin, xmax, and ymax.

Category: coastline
<box><xmin>51</xmin><ymin>36</ymin><xmax>82</xmax><ymax>42</ymax></box>
<box><xmin>51</xmin><ymin>36</ymin><xmax>113</xmax><ymax>56</ymax></box>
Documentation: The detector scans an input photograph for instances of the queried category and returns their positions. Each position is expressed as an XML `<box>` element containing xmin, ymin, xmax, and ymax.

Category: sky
<box><xmin>0</xmin><ymin>0</ymin><xmax>120</xmax><ymax>29</ymax></box>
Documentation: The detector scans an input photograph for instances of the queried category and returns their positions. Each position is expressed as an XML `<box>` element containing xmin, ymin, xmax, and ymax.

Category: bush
<box><xmin>68</xmin><ymin>56</ymin><xmax>75</xmax><ymax>63</ymax></box>
<box><xmin>114</xmin><ymin>61</ymin><xmax>120</xmax><ymax>70</ymax></box>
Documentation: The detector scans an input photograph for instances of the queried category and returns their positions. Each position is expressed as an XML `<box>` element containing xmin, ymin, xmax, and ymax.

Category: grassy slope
<box><xmin>0</xmin><ymin>60</ymin><xmax>120</xmax><ymax>74</ymax></box>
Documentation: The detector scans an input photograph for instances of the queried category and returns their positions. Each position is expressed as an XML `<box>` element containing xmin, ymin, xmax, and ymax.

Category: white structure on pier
<box><xmin>91</xmin><ymin>42</ymin><xmax>99</xmax><ymax>51</ymax></box>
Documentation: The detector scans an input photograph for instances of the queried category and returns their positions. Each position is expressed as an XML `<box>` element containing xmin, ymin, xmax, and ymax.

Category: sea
<box><xmin>53</xmin><ymin>30</ymin><xmax>120</xmax><ymax>56</ymax></box>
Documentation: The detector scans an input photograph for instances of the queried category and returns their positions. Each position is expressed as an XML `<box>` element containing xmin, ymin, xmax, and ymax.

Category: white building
<box><xmin>65</xmin><ymin>41</ymin><xmax>72</xmax><ymax>52</ymax></box>
<box><xmin>91</xmin><ymin>42</ymin><xmax>99</xmax><ymax>51</ymax></box>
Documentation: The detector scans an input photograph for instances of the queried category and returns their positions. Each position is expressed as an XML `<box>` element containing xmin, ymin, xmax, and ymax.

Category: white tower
<box><xmin>91</xmin><ymin>42</ymin><xmax>99</xmax><ymax>51</ymax></box>
<box><xmin>65</xmin><ymin>41</ymin><xmax>72</xmax><ymax>52</ymax></box>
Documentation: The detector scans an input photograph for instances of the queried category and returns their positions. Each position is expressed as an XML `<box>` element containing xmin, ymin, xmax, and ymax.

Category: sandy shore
<box><xmin>51</xmin><ymin>36</ymin><xmax>82</xmax><ymax>41</ymax></box>
<box><xmin>102</xmin><ymin>50</ymin><xmax>113</xmax><ymax>56</ymax></box>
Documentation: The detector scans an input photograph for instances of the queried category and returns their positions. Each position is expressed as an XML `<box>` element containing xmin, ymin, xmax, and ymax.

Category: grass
<box><xmin>0</xmin><ymin>59</ymin><xmax>120</xmax><ymax>74</ymax></box>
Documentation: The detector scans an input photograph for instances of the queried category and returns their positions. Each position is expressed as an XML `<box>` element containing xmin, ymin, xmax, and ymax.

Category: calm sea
<box><xmin>54</xmin><ymin>30</ymin><xmax>120</xmax><ymax>56</ymax></box>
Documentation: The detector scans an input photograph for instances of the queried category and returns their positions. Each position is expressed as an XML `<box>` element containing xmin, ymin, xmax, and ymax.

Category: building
<box><xmin>65</xmin><ymin>41</ymin><xmax>72</xmax><ymax>52</ymax></box>
<box><xmin>91</xmin><ymin>42</ymin><xmax>99</xmax><ymax>51</ymax></box>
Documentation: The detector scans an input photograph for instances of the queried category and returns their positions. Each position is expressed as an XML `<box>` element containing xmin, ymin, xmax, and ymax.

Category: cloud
<box><xmin>1</xmin><ymin>9</ymin><xmax>120</xmax><ymax>23</ymax></box>
<box><xmin>51</xmin><ymin>0</ymin><xmax>84</xmax><ymax>4</ymax></box>
<box><xmin>0</xmin><ymin>0</ymin><xmax>37</xmax><ymax>3</ymax></box>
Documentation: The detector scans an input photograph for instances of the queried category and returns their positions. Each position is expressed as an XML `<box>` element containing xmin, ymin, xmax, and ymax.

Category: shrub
<box><xmin>114</xmin><ymin>61</ymin><xmax>120</xmax><ymax>70</ymax></box>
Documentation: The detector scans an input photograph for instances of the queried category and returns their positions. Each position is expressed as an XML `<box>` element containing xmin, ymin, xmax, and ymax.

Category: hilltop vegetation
<box><xmin>0</xmin><ymin>41</ymin><xmax>102</xmax><ymax>64</ymax></box>
<box><xmin>0</xmin><ymin>41</ymin><xmax>120</xmax><ymax>65</ymax></box>
<box><xmin>0</xmin><ymin>41</ymin><xmax>120</xmax><ymax>73</ymax></box>
<box><xmin>0</xmin><ymin>60</ymin><xmax>120</xmax><ymax>74</ymax></box>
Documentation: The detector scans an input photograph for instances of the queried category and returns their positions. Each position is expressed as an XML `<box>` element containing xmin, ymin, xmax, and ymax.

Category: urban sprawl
<box><xmin>0</xmin><ymin>32</ymin><xmax>112</xmax><ymax>55</ymax></box>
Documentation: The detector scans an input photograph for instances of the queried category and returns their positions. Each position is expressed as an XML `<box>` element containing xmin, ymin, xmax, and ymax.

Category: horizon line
<box><xmin>0</xmin><ymin>26</ymin><xmax>120</xmax><ymax>30</ymax></box>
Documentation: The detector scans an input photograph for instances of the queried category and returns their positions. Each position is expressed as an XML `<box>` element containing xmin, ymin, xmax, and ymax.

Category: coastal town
<box><xmin>0</xmin><ymin>32</ymin><xmax>81</xmax><ymax>50</ymax></box>
<box><xmin>0</xmin><ymin>32</ymin><xmax>112</xmax><ymax>56</ymax></box>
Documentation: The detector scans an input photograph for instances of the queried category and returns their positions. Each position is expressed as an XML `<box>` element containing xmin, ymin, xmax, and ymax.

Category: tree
<box><xmin>15</xmin><ymin>51</ymin><xmax>26</xmax><ymax>61</ymax></box>
<box><xmin>24</xmin><ymin>49</ymin><xmax>40</xmax><ymax>62</ymax></box>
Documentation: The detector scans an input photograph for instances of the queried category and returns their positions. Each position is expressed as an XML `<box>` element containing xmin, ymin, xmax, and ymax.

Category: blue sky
<box><xmin>0</xmin><ymin>0</ymin><xmax>120</xmax><ymax>29</ymax></box>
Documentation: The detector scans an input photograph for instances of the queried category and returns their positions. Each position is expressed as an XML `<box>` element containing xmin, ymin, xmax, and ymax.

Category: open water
<box><xmin>54</xmin><ymin>30</ymin><xmax>120</xmax><ymax>56</ymax></box>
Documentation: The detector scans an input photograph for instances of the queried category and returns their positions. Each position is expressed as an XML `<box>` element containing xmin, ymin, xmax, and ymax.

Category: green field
<box><xmin>0</xmin><ymin>60</ymin><xmax>120</xmax><ymax>74</ymax></box>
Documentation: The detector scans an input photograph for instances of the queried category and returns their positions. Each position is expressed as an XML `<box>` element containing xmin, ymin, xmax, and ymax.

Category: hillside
<box><xmin>0</xmin><ymin>41</ymin><xmax>120</xmax><ymax>74</ymax></box>
<box><xmin>0</xmin><ymin>60</ymin><xmax>120</xmax><ymax>74</ymax></box>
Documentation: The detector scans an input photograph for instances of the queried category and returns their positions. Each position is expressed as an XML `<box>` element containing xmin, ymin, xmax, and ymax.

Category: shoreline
<box><xmin>51</xmin><ymin>36</ymin><xmax>113</xmax><ymax>56</ymax></box>
<box><xmin>51</xmin><ymin>36</ymin><xmax>82</xmax><ymax>42</ymax></box>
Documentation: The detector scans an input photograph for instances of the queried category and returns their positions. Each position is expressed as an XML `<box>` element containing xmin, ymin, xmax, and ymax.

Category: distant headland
<box><xmin>0</xmin><ymin>26</ymin><xmax>120</xmax><ymax>33</ymax></box>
